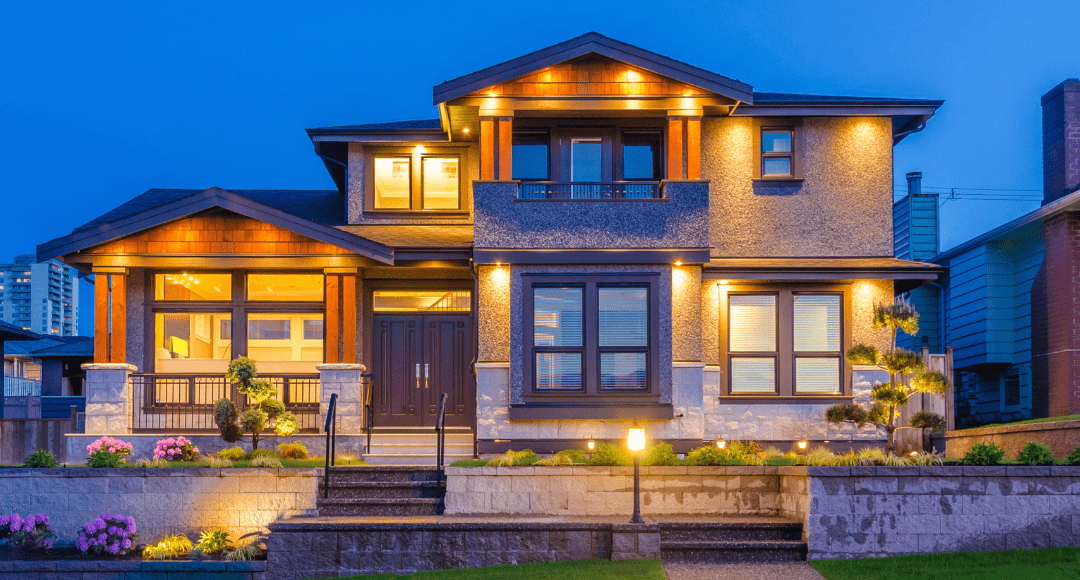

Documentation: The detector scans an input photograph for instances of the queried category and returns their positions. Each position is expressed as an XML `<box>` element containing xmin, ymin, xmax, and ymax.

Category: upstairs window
<box><xmin>370</xmin><ymin>149</ymin><xmax>466</xmax><ymax>213</ymax></box>
<box><xmin>761</xmin><ymin>130</ymin><xmax>794</xmax><ymax>177</ymax></box>
<box><xmin>374</xmin><ymin>157</ymin><xmax>411</xmax><ymax>209</ymax></box>
<box><xmin>512</xmin><ymin>131</ymin><xmax>550</xmax><ymax>181</ymax></box>
<box><xmin>621</xmin><ymin>131</ymin><xmax>663</xmax><ymax>180</ymax></box>
<box><xmin>422</xmin><ymin>157</ymin><xmax>460</xmax><ymax>210</ymax></box>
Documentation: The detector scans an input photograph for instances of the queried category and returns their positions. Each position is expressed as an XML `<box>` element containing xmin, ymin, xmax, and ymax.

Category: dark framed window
<box><xmin>512</xmin><ymin>130</ymin><xmax>550</xmax><ymax>180</ymax></box>
<box><xmin>421</xmin><ymin>156</ymin><xmax>461</xmax><ymax>210</ymax></box>
<box><xmin>721</xmin><ymin>285</ymin><xmax>849</xmax><ymax>398</ymax></box>
<box><xmin>523</xmin><ymin>274</ymin><xmax>659</xmax><ymax>399</ymax></box>
<box><xmin>366</xmin><ymin>146</ymin><xmax>469</xmax><ymax>214</ymax></box>
<box><xmin>1001</xmin><ymin>366</ymin><xmax>1026</xmax><ymax>411</ymax></box>
<box><xmin>373</xmin><ymin>157</ymin><xmax>412</xmax><ymax>209</ymax></box>
<box><xmin>753</xmin><ymin>120</ymin><xmax>803</xmax><ymax>181</ymax></box>
<box><xmin>621</xmin><ymin>131</ymin><xmax>663</xmax><ymax>180</ymax></box>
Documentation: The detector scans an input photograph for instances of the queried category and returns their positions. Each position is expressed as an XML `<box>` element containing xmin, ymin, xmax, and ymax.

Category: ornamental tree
<box><xmin>825</xmin><ymin>301</ymin><xmax>949</xmax><ymax>454</ymax></box>
<box><xmin>213</xmin><ymin>357</ymin><xmax>298</xmax><ymax>451</ymax></box>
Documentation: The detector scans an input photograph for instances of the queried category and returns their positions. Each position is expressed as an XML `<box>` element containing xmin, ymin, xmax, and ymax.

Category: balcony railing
<box><xmin>518</xmin><ymin>181</ymin><xmax>661</xmax><ymax>200</ymax></box>
<box><xmin>3</xmin><ymin>376</ymin><xmax>42</xmax><ymax>397</ymax></box>
<box><xmin>130</xmin><ymin>374</ymin><xmax>320</xmax><ymax>433</ymax></box>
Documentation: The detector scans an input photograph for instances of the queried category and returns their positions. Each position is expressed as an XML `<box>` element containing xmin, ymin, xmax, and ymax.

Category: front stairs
<box><xmin>361</xmin><ymin>426</ymin><xmax>475</xmax><ymax>466</ymax></box>
<box><xmin>318</xmin><ymin>466</ymin><xmax>445</xmax><ymax>516</ymax></box>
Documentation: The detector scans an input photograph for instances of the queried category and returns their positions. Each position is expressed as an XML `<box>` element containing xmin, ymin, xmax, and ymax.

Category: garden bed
<box><xmin>941</xmin><ymin>418</ymin><xmax>1080</xmax><ymax>458</ymax></box>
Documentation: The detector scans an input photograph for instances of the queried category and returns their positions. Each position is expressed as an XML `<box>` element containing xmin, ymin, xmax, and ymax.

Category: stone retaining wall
<box><xmin>444</xmin><ymin>465</ymin><xmax>798</xmax><ymax>516</ymax></box>
<box><xmin>0</xmin><ymin>560</ymin><xmax>265</xmax><ymax>580</ymax></box>
<box><xmin>942</xmin><ymin>419</ymin><xmax>1080</xmax><ymax>458</ymax></box>
<box><xmin>0</xmin><ymin>468</ymin><xmax>318</xmax><ymax>542</ymax></box>
<box><xmin>800</xmin><ymin>465</ymin><xmax>1080</xmax><ymax>559</ymax></box>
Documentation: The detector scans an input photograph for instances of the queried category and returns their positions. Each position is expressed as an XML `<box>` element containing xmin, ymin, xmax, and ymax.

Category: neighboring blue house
<box><xmin>894</xmin><ymin>79</ymin><xmax>1080</xmax><ymax>428</ymax></box>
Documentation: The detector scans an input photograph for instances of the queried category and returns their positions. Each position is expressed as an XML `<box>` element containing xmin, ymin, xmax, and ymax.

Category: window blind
<box><xmin>793</xmin><ymin>294</ymin><xmax>840</xmax><ymax>352</ymax></box>
<box><xmin>534</xmin><ymin>287</ymin><xmax>582</xmax><ymax>347</ymax></box>
<box><xmin>730</xmin><ymin>357</ymin><xmax>775</xmax><ymax>393</ymax></box>
<box><xmin>598</xmin><ymin>287</ymin><xmax>647</xmax><ymax>347</ymax></box>
<box><xmin>729</xmin><ymin>295</ymin><xmax>776</xmax><ymax>352</ymax></box>
<box><xmin>795</xmin><ymin>358</ymin><xmax>840</xmax><ymax>393</ymax></box>
<box><xmin>535</xmin><ymin>352</ymin><xmax>582</xmax><ymax>389</ymax></box>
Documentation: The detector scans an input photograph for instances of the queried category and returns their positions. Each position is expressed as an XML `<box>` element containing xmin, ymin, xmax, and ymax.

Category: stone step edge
<box><xmin>323</xmin><ymin>481</ymin><xmax>442</xmax><ymax>488</ymax></box>
<box><xmin>660</xmin><ymin>540</ymin><xmax>808</xmax><ymax>550</ymax></box>
<box><xmin>658</xmin><ymin>522</ymin><xmax>803</xmax><ymax>530</ymax></box>
<box><xmin>317</xmin><ymin>498</ymin><xmax>444</xmax><ymax>506</ymax></box>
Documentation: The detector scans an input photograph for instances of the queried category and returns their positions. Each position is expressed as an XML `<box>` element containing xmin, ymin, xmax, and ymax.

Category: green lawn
<box><xmin>963</xmin><ymin>414</ymin><xmax>1080</xmax><ymax>430</ymax></box>
<box><xmin>811</xmin><ymin>547</ymin><xmax>1080</xmax><ymax>580</ymax></box>
<box><xmin>311</xmin><ymin>559</ymin><xmax>664</xmax><ymax>580</ymax></box>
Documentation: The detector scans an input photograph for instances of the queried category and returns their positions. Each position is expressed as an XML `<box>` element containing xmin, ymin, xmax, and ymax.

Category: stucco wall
<box><xmin>473</xmin><ymin>181</ymin><xmax>709</xmax><ymax>249</ymax></box>
<box><xmin>703</xmin><ymin>116</ymin><xmax>894</xmax><ymax>258</ymax></box>
<box><xmin>478</xmin><ymin>265</ymin><xmax>511</xmax><ymax>362</ymax></box>
<box><xmin>671</xmin><ymin>266</ymin><xmax>702</xmax><ymax>362</ymax></box>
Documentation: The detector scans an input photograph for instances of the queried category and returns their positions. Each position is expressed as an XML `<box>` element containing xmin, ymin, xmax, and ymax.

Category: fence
<box><xmin>895</xmin><ymin>347</ymin><xmax>953</xmax><ymax>453</ymax></box>
<box><xmin>130</xmin><ymin>374</ymin><xmax>320</xmax><ymax>433</ymax></box>
<box><xmin>0</xmin><ymin>406</ymin><xmax>80</xmax><ymax>463</ymax></box>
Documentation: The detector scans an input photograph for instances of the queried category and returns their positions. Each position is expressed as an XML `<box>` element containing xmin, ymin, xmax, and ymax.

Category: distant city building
<box><xmin>0</xmin><ymin>254</ymin><xmax>79</xmax><ymax>335</ymax></box>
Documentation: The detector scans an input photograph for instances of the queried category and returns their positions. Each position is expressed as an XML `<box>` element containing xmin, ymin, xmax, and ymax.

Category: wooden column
<box><xmin>110</xmin><ymin>273</ymin><xmax>126</xmax><ymax>364</ymax></box>
<box><xmin>667</xmin><ymin>117</ymin><xmax>684</xmax><ymax>180</ymax></box>
<box><xmin>498</xmin><ymin>117</ymin><xmax>513</xmax><ymax>180</ymax></box>
<box><xmin>686</xmin><ymin>117</ymin><xmax>701</xmax><ymax>180</ymax></box>
<box><xmin>341</xmin><ymin>274</ymin><xmax>356</xmax><ymax>364</ymax></box>
<box><xmin>480</xmin><ymin>118</ymin><xmax>496</xmax><ymax>180</ymax></box>
<box><xmin>325</xmin><ymin>274</ymin><xmax>340</xmax><ymax>364</ymax></box>
<box><xmin>94</xmin><ymin>274</ymin><xmax>110</xmax><ymax>363</ymax></box>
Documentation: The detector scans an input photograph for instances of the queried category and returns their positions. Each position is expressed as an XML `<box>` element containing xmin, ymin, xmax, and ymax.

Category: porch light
<box><xmin>797</xmin><ymin>439</ymin><xmax>808</xmax><ymax>450</ymax></box>
<box><xmin>715</xmin><ymin>438</ymin><xmax>726</xmax><ymax>450</ymax></box>
<box><xmin>462</xmin><ymin>127</ymin><xmax>470</xmax><ymax>134</ymax></box>
<box><xmin>627</xmin><ymin>421</ymin><xmax>646</xmax><ymax>524</ymax></box>
<box><xmin>674</xmin><ymin>261</ymin><xmax>682</xmax><ymax>266</ymax></box>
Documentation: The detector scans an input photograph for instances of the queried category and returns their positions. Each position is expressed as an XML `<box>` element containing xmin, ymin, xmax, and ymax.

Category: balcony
<box><xmin>518</xmin><ymin>181</ymin><xmax>660</xmax><ymax>200</ymax></box>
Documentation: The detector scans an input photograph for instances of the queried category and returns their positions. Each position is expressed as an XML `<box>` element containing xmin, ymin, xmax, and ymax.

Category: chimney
<box><xmin>1042</xmin><ymin>79</ymin><xmax>1080</xmax><ymax>205</ymax></box>
<box><xmin>906</xmin><ymin>171</ymin><xmax>923</xmax><ymax>197</ymax></box>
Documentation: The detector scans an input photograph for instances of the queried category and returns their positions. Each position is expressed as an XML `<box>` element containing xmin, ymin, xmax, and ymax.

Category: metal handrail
<box><xmin>323</xmin><ymin>393</ymin><xmax>337</xmax><ymax>499</ymax></box>
<box><xmin>363</xmin><ymin>373</ymin><xmax>374</xmax><ymax>455</ymax></box>
<box><xmin>435</xmin><ymin>392</ymin><xmax>448</xmax><ymax>483</ymax></box>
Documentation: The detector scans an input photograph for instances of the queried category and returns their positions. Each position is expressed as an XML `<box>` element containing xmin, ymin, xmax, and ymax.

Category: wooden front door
<box><xmin>372</xmin><ymin>314</ymin><xmax>473</xmax><ymax>428</ymax></box>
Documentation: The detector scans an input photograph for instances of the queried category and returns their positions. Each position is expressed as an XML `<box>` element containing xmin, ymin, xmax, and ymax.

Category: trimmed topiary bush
<box><xmin>910</xmin><ymin>411</ymin><xmax>946</xmax><ymax>433</ymax></box>
<box><xmin>962</xmin><ymin>441</ymin><xmax>1005</xmax><ymax>466</ymax></box>
<box><xmin>1018</xmin><ymin>441</ymin><xmax>1054</xmax><ymax>466</ymax></box>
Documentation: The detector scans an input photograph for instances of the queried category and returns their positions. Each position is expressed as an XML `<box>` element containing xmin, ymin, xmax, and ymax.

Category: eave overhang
<box><xmin>702</xmin><ymin>257</ymin><xmax>944</xmax><ymax>294</ymax></box>
<box><xmin>473</xmin><ymin>248</ymin><xmax>710</xmax><ymax>266</ymax></box>
<box><xmin>38</xmin><ymin>187</ymin><xmax>396</xmax><ymax>266</ymax></box>
<box><xmin>0</xmin><ymin>321</ymin><xmax>41</xmax><ymax>342</ymax></box>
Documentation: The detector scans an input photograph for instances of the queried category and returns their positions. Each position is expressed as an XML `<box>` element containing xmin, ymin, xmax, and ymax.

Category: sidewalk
<box><xmin>664</xmin><ymin>562</ymin><xmax>827</xmax><ymax>580</ymax></box>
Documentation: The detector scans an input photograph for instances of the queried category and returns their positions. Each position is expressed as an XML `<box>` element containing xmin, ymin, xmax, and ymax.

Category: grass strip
<box><xmin>810</xmin><ymin>547</ymin><xmax>1080</xmax><ymax>580</ymax></box>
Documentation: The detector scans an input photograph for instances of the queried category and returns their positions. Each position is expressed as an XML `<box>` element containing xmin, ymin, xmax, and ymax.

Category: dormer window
<box><xmin>368</xmin><ymin>147</ymin><xmax>467</xmax><ymax>213</ymax></box>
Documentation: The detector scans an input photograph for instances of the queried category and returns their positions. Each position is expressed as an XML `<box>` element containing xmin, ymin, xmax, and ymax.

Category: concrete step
<box><xmin>325</xmin><ymin>466</ymin><xmax>440</xmax><ymax>483</ymax></box>
<box><xmin>323</xmin><ymin>481</ymin><xmax>443</xmax><ymax>499</ymax></box>
<box><xmin>316</xmin><ymin>497</ymin><xmax>444</xmax><ymax>517</ymax></box>
<box><xmin>660</xmin><ymin>540</ymin><xmax>808</xmax><ymax>563</ymax></box>
<box><xmin>367</xmin><ymin>443</ymin><xmax>474</xmax><ymax>455</ymax></box>
<box><xmin>362</xmin><ymin>453</ymin><xmax>474</xmax><ymax>466</ymax></box>
<box><xmin>659</xmin><ymin>522</ymin><xmax>803</xmax><ymax>542</ymax></box>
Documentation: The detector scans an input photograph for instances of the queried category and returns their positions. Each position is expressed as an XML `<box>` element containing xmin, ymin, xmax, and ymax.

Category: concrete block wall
<box><xmin>0</xmin><ymin>468</ymin><xmax>318</xmax><ymax>542</ymax></box>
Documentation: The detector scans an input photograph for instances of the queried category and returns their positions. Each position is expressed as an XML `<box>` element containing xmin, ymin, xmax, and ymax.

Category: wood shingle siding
<box><xmin>470</xmin><ymin>56</ymin><xmax>708</xmax><ymax>98</ymax></box>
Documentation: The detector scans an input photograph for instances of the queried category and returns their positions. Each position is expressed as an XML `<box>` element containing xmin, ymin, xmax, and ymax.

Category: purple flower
<box><xmin>122</xmin><ymin>538</ymin><xmax>131</xmax><ymax>548</ymax></box>
<box><xmin>93</xmin><ymin>517</ymin><xmax>105</xmax><ymax>530</ymax></box>
<box><xmin>98</xmin><ymin>533</ymin><xmax>107</xmax><ymax>542</ymax></box>
<box><xmin>108</xmin><ymin>543</ymin><xmax>119</xmax><ymax>555</ymax></box>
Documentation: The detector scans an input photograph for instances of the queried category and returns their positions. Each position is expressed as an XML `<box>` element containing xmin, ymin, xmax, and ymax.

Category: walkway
<box><xmin>664</xmin><ymin>562</ymin><xmax>826</xmax><ymax>580</ymax></box>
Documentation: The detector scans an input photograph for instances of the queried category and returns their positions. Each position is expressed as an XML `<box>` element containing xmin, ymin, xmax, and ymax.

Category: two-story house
<box><xmin>38</xmin><ymin>33</ymin><xmax>943</xmax><ymax>458</ymax></box>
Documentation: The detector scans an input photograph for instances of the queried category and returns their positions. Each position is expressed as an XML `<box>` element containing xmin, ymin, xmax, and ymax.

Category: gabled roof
<box><xmin>433</xmin><ymin>32</ymin><xmax>755</xmax><ymax>105</ymax></box>
<box><xmin>38</xmin><ymin>187</ymin><xmax>394</xmax><ymax>264</ymax></box>
<box><xmin>28</xmin><ymin>336</ymin><xmax>94</xmax><ymax>358</ymax></box>
<box><xmin>0</xmin><ymin>321</ymin><xmax>41</xmax><ymax>342</ymax></box>
<box><xmin>932</xmin><ymin>188</ymin><xmax>1080</xmax><ymax>263</ymax></box>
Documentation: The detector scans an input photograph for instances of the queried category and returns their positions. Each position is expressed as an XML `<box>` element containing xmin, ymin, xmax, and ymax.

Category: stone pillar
<box><xmin>318</xmin><ymin>364</ymin><xmax>366</xmax><ymax>434</ymax></box>
<box><xmin>82</xmin><ymin>363</ymin><xmax>137</xmax><ymax>435</ymax></box>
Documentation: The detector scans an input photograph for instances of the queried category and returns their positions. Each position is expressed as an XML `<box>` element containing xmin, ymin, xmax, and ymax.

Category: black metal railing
<box><xmin>518</xmin><ymin>181</ymin><xmax>661</xmax><ymax>200</ymax></box>
<box><xmin>435</xmin><ymin>392</ymin><xmax>448</xmax><ymax>482</ymax></box>
<box><xmin>323</xmin><ymin>392</ymin><xmax>337</xmax><ymax>499</ymax></box>
<box><xmin>363</xmin><ymin>373</ymin><xmax>374</xmax><ymax>454</ymax></box>
<box><xmin>130</xmin><ymin>374</ymin><xmax>320</xmax><ymax>433</ymax></box>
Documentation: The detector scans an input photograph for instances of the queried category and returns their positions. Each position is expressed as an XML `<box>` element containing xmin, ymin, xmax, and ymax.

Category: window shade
<box><xmin>795</xmin><ymin>358</ymin><xmax>840</xmax><ymax>393</ymax></box>
<box><xmin>730</xmin><ymin>357</ymin><xmax>775</xmax><ymax>393</ymax></box>
<box><xmin>793</xmin><ymin>294</ymin><xmax>840</xmax><ymax>352</ymax></box>
<box><xmin>598</xmin><ymin>287</ymin><xmax>647</xmax><ymax>347</ymax></box>
<box><xmin>600</xmin><ymin>352</ymin><xmax>646</xmax><ymax>389</ymax></box>
<box><xmin>533</xmin><ymin>287</ymin><xmax>583</xmax><ymax>347</ymax></box>
<box><xmin>535</xmin><ymin>352</ymin><xmax>582</xmax><ymax>389</ymax></box>
<box><xmin>729</xmin><ymin>295</ymin><xmax>776</xmax><ymax>352</ymax></box>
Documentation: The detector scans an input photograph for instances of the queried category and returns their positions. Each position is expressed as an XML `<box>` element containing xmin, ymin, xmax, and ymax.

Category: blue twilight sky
<box><xmin>2</xmin><ymin>1</ymin><xmax>1079</xmax><ymax>334</ymax></box>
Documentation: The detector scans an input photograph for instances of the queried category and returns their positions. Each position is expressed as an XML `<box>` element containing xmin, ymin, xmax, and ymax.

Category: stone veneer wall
<box><xmin>0</xmin><ymin>561</ymin><xmax>266</xmax><ymax>580</ymax></box>
<box><xmin>0</xmin><ymin>468</ymin><xmax>318</xmax><ymax>541</ymax></box>
<box><xmin>942</xmin><ymin>419</ymin><xmax>1080</xmax><ymax>458</ymax></box>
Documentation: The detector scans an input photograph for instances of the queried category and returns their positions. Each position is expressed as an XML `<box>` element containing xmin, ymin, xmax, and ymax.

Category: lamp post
<box><xmin>627</xmin><ymin>422</ymin><xmax>646</xmax><ymax>524</ymax></box>
<box><xmin>587</xmin><ymin>437</ymin><xmax>596</xmax><ymax>460</ymax></box>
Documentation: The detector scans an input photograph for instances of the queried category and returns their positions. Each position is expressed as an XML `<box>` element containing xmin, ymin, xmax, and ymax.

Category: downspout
<box><xmin>470</xmin><ymin>259</ymin><xmax>480</xmax><ymax>459</ymax></box>
<box><xmin>894</xmin><ymin>122</ymin><xmax>927</xmax><ymax>143</ymax></box>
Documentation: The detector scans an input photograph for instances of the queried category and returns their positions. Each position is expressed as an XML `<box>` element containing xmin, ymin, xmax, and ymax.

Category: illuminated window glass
<box><xmin>247</xmin><ymin>273</ymin><xmax>323</xmax><ymax>301</ymax></box>
<box><xmin>372</xmin><ymin>290</ymin><xmax>471</xmax><ymax>312</ymax></box>
<box><xmin>247</xmin><ymin>312</ymin><xmax>324</xmax><ymax>374</ymax></box>
<box><xmin>154</xmin><ymin>312</ymin><xmax>232</xmax><ymax>374</ymax></box>
<box><xmin>374</xmin><ymin>157</ymin><xmax>411</xmax><ymax>209</ymax></box>
<box><xmin>155</xmin><ymin>273</ymin><xmax>231</xmax><ymax>301</ymax></box>
<box><xmin>422</xmin><ymin>157</ymin><xmax>460</xmax><ymax>210</ymax></box>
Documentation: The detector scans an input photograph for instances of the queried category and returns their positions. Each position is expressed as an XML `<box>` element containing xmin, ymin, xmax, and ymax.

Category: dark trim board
<box><xmin>508</xmin><ymin>403</ymin><xmax>673</xmax><ymax>420</ymax></box>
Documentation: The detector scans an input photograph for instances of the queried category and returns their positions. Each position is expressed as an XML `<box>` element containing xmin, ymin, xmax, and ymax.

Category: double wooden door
<box><xmin>371</xmin><ymin>314</ymin><xmax>474</xmax><ymax>428</ymax></box>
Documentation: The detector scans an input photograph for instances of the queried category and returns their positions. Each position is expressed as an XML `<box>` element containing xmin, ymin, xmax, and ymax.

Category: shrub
<box><xmin>0</xmin><ymin>513</ymin><xmax>56</xmax><ymax>551</ymax></box>
<box><xmin>588</xmin><ymin>443</ymin><xmax>632</xmax><ymax>466</ymax></box>
<box><xmin>1018</xmin><ymin>441</ymin><xmax>1054</xmax><ymax>466</ymax></box>
<box><xmin>508</xmin><ymin>449</ymin><xmax>536</xmax><ymax>460</ymax></box>
<box><xmin>641</xmin><ymin>442</ymin><xmax>679</xmax><ymax>466</ymax></box>
<box><xmin>195</xmin><ymin>529</ymin><xmax>232</xmax><ymax>556</ymax></box>
<box><xmin>907</xmin><ymin>451</ymin><xmax>944</xmax><ymax>466</ymax></box>
<box><xmin>910</xmin><ymin>411</ymin><xmax>946</xmax><ymax>433</ymax></box>
<box><xmin>143</xmin><ymin>534</ymin><xmax>193</xmax><ymax>560</ymax></box>
<box><xmin>962</xmin><ymin>441</ymin><xmax>1005</xmax><ymax>466</ymax></box>
<box><xmin>855</xmin><ymin>446</ymin><xmax>886</xmax><ymax>465</ymax></box>
<box><xmin>246</xmin><ymin>449</ymin><xmax>275</xmax><ymax>460</ymax></box>
<box><xmin>685</xmin><ymin>445</ymin><xmax>726</xmax><ymax>466</ymax></box>
<box><xmin>217</xmin><ymin>447</ymin><xmax>245</xmax><ymax>461</ymax></box>
<box><xmin>534</xmin><ymin>454</ymin><xmax>572</xmax><ymax>466</ymax></box>
<box><xmin>846</xmin><ymin>344</ymin><xmax>880</xmax><ymax>366</ymax></box>
<box><xmin>276</xmin><ymin>442</ymin><xmax>308</xmax><ymax>460</ymax></box>
<box><xmin>214</xmin><ymin>399</ymin><xmax>244</xmax><ymax>443</ymax></box>
<box><xmin>797</xmin><ymin>446</ymin><xmax>836</xmax><ymax>466</ymax></box>
<box><xmin>85</xmin><ymin>436</ymin><xmax>133</xmax><ymax>466</ymax></box>
<box><xmin>154</xmin><ymin>436</ymin><xmax>200</xmax><ymax>462</ymax></box>
<box><xmin>555</xmin><ymin>449</ymin><xmax>585</xmax><ymax>463</ymax></box>
<box><xmin>485</xmin><ymin>454</ymin><xmax>516</xmax><ymax>467</ymax></box>
<box><xmin>225</xmin><ymin>541</ymin><xmax>265</xmax><ymax>561</ymax></box>
<box><xmin>826</xmin><ymin>403</ymin><xmax>869</xmax><ymax>427</ymax></box>
<box><xmin>135</xmin><ymin>458</ymin><xmax>169</xmax><ymax>468</ymax></box>
<box><xmin>77</xmin><ymin>513</ymin><xmax>138</xmax><ymax>556</ymax></box>
<box><xmin>250</xmin><ymin>455</ymin><xmax>282</xmax><ymax>467</ymax></box>
<box><xmin>1067</xmin><ymin>444</ymin><xmax>1080</xmax><ymax>466</ymax></box>
<box><xmin>23</xmin><ymin>449</ymin><xmax>58</xmax><ymax>468</ymax></box>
